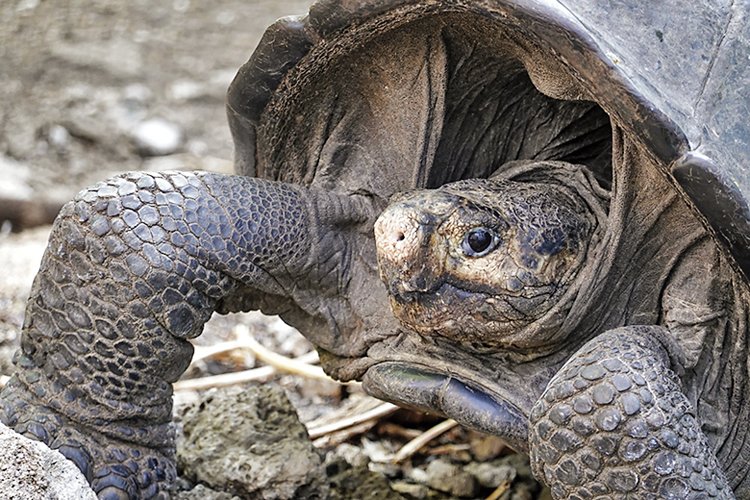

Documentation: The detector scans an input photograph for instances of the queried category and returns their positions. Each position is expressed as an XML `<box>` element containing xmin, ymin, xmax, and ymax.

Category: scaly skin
<box><xmin>1</xmin><ymin>158</ymin><xmax>745</xmax><ymax>498</ymax></box>
<box><xmin>0</xmin><ymin>170</ymin><xmax>376</xmax><ymax>498</ymax></box>
<box><xmin>529</xmin><ymin>327</ymin><xmax>731</xmax><ymax>499</ymax></box>
<box><xmin>373</xmin><ymin>160</ymin><xmax>738</xmax><ymax>499</ymax></box>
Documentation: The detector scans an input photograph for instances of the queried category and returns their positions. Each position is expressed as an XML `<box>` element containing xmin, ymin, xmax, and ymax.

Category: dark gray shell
<box><xmin>226</xmin><ymin>0</ymin><xmax>750</xmax><ymax>277</ymax></box>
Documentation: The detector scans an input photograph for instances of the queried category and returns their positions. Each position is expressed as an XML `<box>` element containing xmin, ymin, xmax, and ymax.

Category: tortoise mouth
<box><xmin>362</xmin><ymin>361</ymin><xmax>529</xmax><ymax>453</ymax></box>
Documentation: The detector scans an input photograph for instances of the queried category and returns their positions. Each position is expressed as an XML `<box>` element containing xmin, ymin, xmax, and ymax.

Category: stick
<box><xmin>391</xmin><ymin>419</ymin><xmax>459</xmax><ymax>463</ymax></box>
<box><xmin>307</xmin><ymin>402</ymin><xmax>398</xmax><ymax>439</ymax></box>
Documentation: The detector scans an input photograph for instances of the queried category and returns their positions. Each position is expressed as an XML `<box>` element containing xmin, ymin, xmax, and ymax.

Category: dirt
<box><xmin>0</xmin><ymin>1</ymin><xmax>546</xmax><ymax>498</ymax></box>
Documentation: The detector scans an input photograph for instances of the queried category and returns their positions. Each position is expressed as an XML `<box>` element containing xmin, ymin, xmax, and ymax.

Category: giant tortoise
<box><xmin>2</xmin><ymin>0</ymin><xmax>749</xmax><ymax>498</ymax></box>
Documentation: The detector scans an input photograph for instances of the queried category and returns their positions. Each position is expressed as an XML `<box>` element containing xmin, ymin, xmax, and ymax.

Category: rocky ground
<box><xmin>0</xmin><ymin>1</ymin><xmax>547</xmax><ymax>498</ymax></box>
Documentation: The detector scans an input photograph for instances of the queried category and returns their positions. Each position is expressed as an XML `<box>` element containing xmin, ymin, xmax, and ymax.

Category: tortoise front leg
<box><xmin>529</xmin><ymin>326</ymin><xmax>734</xmax><ymax>499</ymax></box>
<box><xmin>0</xmin><ymin>171</ymin><xmax>375</xmax><ymax>499</ymax></box>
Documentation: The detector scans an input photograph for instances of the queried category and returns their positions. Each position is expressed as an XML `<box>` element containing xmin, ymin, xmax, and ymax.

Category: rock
<box><xmin>174</xmin><ymin>483</ymin><xmax>240</xmax><ymax>500</ymax></box>
<box><xmin>390</xmin><ymin>481</ymin><xmax>430</xmax><ymax>498</ymax></box>
<box><xmin>47</xmin><ymin>124</ymin><xmax>71</xmax><ymax>149</ymax></box>
<box><xmin>130</xmin><ymin>118</ymin><xmax>183</xmax><ymax>156</ymax></box>
<box><xmin>465</xmin><ymin>461</ymin><xmax>517</xmax><ymax>488</ymax></box>
<box><xmin>49</xmin><ymin>39</ymin><xmax>143</xmax><ymax>79</ymax></box>
<box><xmin>177</xmin><ymin>385</ymin><xmax>329</xmax><ymax>499</ymax></box>
<box><xmin>424</xmin><ymin>459</ymin><xmax>479</xmax><ymax>498</ymax></box>
<box><xmin>0</xmin><ymin>422</ymin><xmax>96</xmax><ymax>499</ymax></box>
<box><xmin>332</xmin><ymin>443</ymin><xmax>369</xmax><ymax>469</ymax></box>
<box><xmin>324</xmin><ymin>456</ymin><xmax>405</xmax><ymax>500</ymax></box>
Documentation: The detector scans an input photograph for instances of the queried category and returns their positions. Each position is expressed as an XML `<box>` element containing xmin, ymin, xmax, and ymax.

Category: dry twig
<box><xmin>311</xmin><ymin>420</ymin><xmax>379</xmax><ymax>448</ymax></box>
<box><xmin>391</xmin><ymin>419</ymin><xmax>459</xmax><ymax>463</ymax></box>
<box><xmin>174</xmin><ymin>351</ymin><xmax>319</xmax><ymax>391</ymax></box>
<box><xmin>307</xmin><ymin>401</ymin><xmax>398</xmax><ymax>439</ymax></box>
<box><xmin>486</xmin><ymin>480</ymin><xmax>512</xmax><ymax>500</ymax></box>
<box><xmin>176</xmin><ymin>323</ymin><xmax>337</xmax><ymax>391</ymax></box>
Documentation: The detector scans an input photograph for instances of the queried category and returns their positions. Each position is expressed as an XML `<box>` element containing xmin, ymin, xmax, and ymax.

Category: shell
<box><xmin>228</xmin><ymin>0</ymin><xmax>750</xmax><ymax>277</ymax></box>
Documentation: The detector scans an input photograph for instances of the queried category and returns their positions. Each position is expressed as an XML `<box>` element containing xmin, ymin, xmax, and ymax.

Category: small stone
<box><xmin>425</xmin><ymin>459</ymin><xmax>479</xmax><ymax>498</ymax></box>
<box><xmin>390</xmin><ymin>482</ymin><xmax>429</xmax><ymax>498</ymax></box>
<box><xmin>131</xmin><ymin>118</ymin><xmax>183</xmax><ymax>156</ymax></box>
<box><xmin>48</xmin><ymin>124</ymin><xmax>71</xmax><ymax>148</ymax></box>
<box><xmin>333</xmin><ymin>443</ymin><xmax>369</xmax><ymax>468</ymax></box>
<box><xmin>173</xmin><ymin>484</ymin><xmax>239</xmax><ymax>500</ymax></box>
<box><xmin>465</xmin><ymin>461</ymin><xmax>516</xmax><ymax>488</ymax></box>
<box><xmin>0</xmin><ymin>155</ymin><xmax>32</xmax><ymax>199</ymax></box>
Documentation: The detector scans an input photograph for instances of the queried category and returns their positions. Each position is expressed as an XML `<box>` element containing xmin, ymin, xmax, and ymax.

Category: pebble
<box><xmin>131</xmin><ymin>118</ymin><xmax>183</xmax><ymax>156</ymax></box>
<box><xmin>390</xmin><ymin>481</ymin><xmax>429</xmax><ymax>498</ymax></box>
<box><xmin>465</xmin><ymin>461</ymin><xmax>517</xmax><ymax>488</ymax></box>
<box><xmin>332</xmin><ymin>443</ymin><xmax>369</xmax><ymax>468</ymax></box>
<box><xmin>48</xmin><ymin>124</ymin><xmax>71</xmax><ymax>148</ymax></box>
<box><xmin>424</xmin><ymin>459</ymin><xmax>479</xmax><ymax>498</ymax></box>
<box><xmin>177</xmin><ymin>385</ymin><xmax>329</xmax><ymax>499</ymax></box>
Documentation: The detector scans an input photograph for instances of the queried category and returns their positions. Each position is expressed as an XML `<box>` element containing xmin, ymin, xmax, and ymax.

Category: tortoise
<box><xmin>2</xmin><ymin>0</ymin><xmax>749</xmax><ymax>498</ymax></box>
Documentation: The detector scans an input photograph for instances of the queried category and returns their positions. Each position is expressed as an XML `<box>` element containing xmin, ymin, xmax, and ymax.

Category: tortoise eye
<box><xmin>462</xmin><ymin>227</ymin><xmax>499</xmax><ymax>257</ymax></box>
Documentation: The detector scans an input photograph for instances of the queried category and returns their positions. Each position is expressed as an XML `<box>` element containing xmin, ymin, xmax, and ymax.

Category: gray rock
<box><xmin>0</xmin><ymin>422</ymin><xmax>96</xmax><ymax>499</ymax></box>
<box><xmin>177</xmin><ymin>384</ymin><xmax>329</xmax><ymax>499</ymax></box>
<box><xmin>465</xmin><ymin>461</ymin><xmax>517</xmax><ymax>488</ymax></box>
<box><xmin>46</xmin><ymin>125</ymin><xmax>70</xmax><ymax>149</ymax></box>
<box><xmin>424</xmin><ymin>459</ymin><xmax>479</xmax><ymax>498</ymax></box>
<box><xmin>331</xmin><ymin>443</ymin><xmax>369</xmax><ymax>469</ymax></box>
<box><xmin>49</xmin><ymin>39</ymin><xmax>143</xmax><ymax>79</ymax></box>
<box><xmin>174</xmin><ymin>483</ymin><xmax>241</xmax><ymax>500</ymax></box>
<box><xmin>390</xmin><ymin>481</ymin><xmax>430</xmax><ymax>498</ymax></box>
<box><xmin>131</xmin><ymin>118</ymin><xmax>183</xmax><ymax>156</ymax></box>
<box><xmin>324</xmin><ymin>456</ymin><xmax>405</xmax><ymax>500</ymax></box>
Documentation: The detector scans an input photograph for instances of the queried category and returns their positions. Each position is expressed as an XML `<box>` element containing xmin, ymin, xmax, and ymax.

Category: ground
<box><xmin>0</xmin><ymin>1</ymin><xmax>546</xmax><ymax>498</ymax></box>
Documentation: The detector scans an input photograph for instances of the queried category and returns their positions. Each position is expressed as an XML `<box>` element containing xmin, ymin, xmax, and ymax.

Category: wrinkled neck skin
<box><xmin>353</xmin><ymin>128</ymin><xmax>743</xmax><ymax>455</ymax></box>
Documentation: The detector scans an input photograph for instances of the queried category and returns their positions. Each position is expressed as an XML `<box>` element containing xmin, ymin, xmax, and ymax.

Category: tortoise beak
<box><xmin>374</xmin><ymin>201</ymin><xmax>443</xmax><ymax>303</ymax></box>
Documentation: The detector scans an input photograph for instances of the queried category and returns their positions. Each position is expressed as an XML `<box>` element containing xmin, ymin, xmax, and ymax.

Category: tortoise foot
<box><xmin>529</xmin><ymin>326</ymin><xmax>734</xmax><ymax>499</ymax></box>
<box><xmin>1</xmin><ymin>376</ymin><xmax>174</xmax><ymax>499</ymax></box>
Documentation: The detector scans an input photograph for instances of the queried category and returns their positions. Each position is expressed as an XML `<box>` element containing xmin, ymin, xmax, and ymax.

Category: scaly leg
<box><xmin>0</xmin><ymin>171</ymin><xmax>376</xmax><ymax>498</ymax></box>
<box><xmin>529</xmin><ymin>326</ymin><xmax>734</xmax><ymax>499</ymax></box>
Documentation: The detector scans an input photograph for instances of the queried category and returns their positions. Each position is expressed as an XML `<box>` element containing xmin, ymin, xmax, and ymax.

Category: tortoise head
<box><xmin>375</xmin><ymin>176</ymin><xmax>594</xmax><ymax>350</ymax></box>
